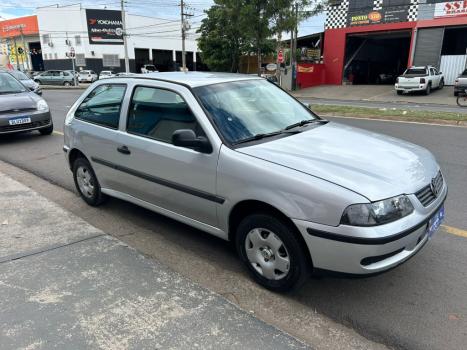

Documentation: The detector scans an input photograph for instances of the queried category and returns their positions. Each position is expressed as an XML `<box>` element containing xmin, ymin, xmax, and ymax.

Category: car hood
<box><xmin>20</xmin><ymin>79</ymin><xmax>38</xmax><ymax>89</ymax></box>
<box><xmin>237</xmin><ymin>122</ymin><xmax>438</xmax><ymax>201</ymax></box>
<box><xmin>0</xmin><ymin>92</ymin><xmax>39</xmax><ymax>112</ymax></box>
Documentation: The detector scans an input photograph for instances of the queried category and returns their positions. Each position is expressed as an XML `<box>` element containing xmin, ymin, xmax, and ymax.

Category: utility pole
<box><xmin>12</xmin><ymin>36</ymin><xmax>20</xmax><ymax>70</ymax></box>
<box><xmin>180</xmin><ymin>0</ymin><xmax>186</xmax><ymax>72</ymax></box>
<box><xmin>121</xmin><ymin>0</ymin><xmax>130</xmax><ymax>73</ymax></box>
<box><xmin>292</xmin><ymin>2</ymin><xmax>299</xmax><ymax>90</ymax></box>
<box><xmin>19</xmin><ymin>28</ymin><xmax>30</xmax><ymax>71</ymax></box>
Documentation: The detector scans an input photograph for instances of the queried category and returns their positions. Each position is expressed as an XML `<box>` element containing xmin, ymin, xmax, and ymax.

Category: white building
<box><xmin>36</xmin><ymin>4</ymin><xmax>201</xmax><ymax>73</ymax></box>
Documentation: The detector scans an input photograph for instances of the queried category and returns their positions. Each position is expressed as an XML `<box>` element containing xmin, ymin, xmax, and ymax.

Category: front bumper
<box><xmin>0</xmin><ymin>111</ymin><xmax>52</xmax><ymax>134</ymax></box>
<box><xmin>294</xmin><ymin>184</ymin><xmax>447</xmax><ymax>275</ymax></box>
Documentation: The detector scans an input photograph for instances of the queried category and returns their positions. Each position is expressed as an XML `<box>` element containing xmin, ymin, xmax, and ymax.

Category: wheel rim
<box><xmin>76</xmin><ymin>166</ymin><xmax>95</xmax><ymax>198</ymax></box>
<box><xmin>245</xmin><ymin>228</ymin><xmax>290</xmax><ymax>280</ymax></box>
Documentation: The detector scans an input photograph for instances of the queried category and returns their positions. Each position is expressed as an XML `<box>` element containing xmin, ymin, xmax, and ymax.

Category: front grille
<box><xmin>0</xmin><ymin>120</ymin><xmax>50</xmax><ymax>133</ymax></box>
<box><xmin>0</xmin><ymin>108</ymin><xmax>37</xmax><ymax>116</ymax></box>
<box><xmin>415</xmin><ymin>171</ymin><xmax>444</xmax><ymax>207</ymax></box>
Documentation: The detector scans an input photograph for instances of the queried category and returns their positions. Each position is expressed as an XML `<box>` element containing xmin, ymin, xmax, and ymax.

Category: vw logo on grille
<box><xmin>430</xmin><ymin>177</ymin><xmax>439</xmax><ymax>198</ymax></box>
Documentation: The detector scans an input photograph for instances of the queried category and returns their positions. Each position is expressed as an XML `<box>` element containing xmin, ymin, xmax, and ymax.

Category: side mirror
<box><xmin>302</xmin><ymin>102</ymin><xmax>311</xmax><ymax>109</ymax></box>
<box><xmin>172</xmin><ymin>129</ymin><xmax>212</xmax><ymax>153</ymax></box>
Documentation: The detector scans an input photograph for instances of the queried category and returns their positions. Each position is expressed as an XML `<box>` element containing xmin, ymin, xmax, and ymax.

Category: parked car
<box><xmin>141</xmin><ymin>64</ymin><xmax>158</xmax><ymax>73</ymax></box>
<box><xmin>395</xmin><ymin>66</ymin><xmax>444</xmax><ymax>95</ymax></box>
<box><xmin>4</xmin><ymin>70</ymin><xmax>42</xmax><ymax>95</ymax></box>
<box><xmin>0</xmin><ymin>71</ymin><xmax>53</xmax><ymax>135</ymax></box>
<box><xmin>99</xmin><ymin>71</ymin><xmax>116</xmax><ymax>79</ymax></box>
<box><xmin>34</xmin><ymin>70</ymin><xmax>76</xmax><ymax>86</ymax></box>
<box><xmin>78</xmin><ymin>70</ymin><xmax>98</xmax><ymax>83</ymax></box>
<box><xmin>64</xmin><ymin>72</ymin><xmax>447</xmax><ymax>292</ymax></box>
<box><xmin>454</xmin><ymin>68</ymin><xmax>467</xmax><ymax>96</ymax></box>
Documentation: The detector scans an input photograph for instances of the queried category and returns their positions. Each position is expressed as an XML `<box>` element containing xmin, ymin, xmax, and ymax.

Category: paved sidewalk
<box><xmin>0</xmin><ymin>171</ymin><xmax>309</xmax><ymax>350</ymax></box>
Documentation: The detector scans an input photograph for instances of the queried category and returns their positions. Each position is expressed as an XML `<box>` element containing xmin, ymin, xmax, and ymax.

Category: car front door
<box><xmin>40</xmin><ymin>71</ymin><xmax>52</xmax><ymax>84</ymax></box>
<box><xmin>72</xmin><ymin>83</ymin><xmax>128</xmax><ymax>191</ymax></box>
<box><xmin>113</xmin><ymin>82</ymin><xmax>221</xmax><ymax>228</ymax></box>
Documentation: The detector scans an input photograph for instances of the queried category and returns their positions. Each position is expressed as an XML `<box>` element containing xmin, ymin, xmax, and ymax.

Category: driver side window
<box><xmin>75</xmin><ymin>84</ymin><xmax>126</xmax><ymax>129</ymax></box>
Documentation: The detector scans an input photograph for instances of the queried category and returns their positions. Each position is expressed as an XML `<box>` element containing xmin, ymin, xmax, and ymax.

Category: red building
<box><xmin>298</xmin><ymin>0</ymin><xmax>467</xmax><ymax>87</ymax></box>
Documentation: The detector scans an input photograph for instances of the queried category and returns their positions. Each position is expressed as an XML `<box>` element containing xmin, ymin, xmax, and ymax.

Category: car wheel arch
<box><xmin>228</xmin><ymin>199</ymin><xmax>313</xmax><ymax>266</ymax></box>
<box><xmin>68</xmin><ymin>148</ymin><xmax>88</xmax><ymax>169</ymax></box>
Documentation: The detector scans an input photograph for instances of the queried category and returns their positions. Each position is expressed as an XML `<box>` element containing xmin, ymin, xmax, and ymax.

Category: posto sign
<box><xmin>435</xmin><ymin>1</ymin><xmax>467</xmax><ymax>18</ymax></box>
<box><xmin>348</xmin><ymin>11</ymin><xmax>383</xmax><ymax>26</ymax></box>
<box><xmin>86</xmin><ymin>9</ymin><xmax>124</xmax><ymax>45</ymax></box>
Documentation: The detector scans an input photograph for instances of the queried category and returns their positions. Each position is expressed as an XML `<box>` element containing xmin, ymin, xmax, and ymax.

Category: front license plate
<box><xmin>427</xmin><ymin>206</ymin><xmax>445</xmax><ymax>240</ymax></box>
<box><xmin>9</xmin><ymin>117</ymin><xmax>31</xmax><ymax>126</ymax></box>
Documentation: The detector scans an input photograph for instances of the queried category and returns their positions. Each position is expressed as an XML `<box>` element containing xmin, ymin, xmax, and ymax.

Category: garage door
<box><xmin>440</xmin><ymin>55</ymin><xmax>467</xmax><ymax>85</ymax></box>
<box><xmin>413</xmin><ymin>28</ymin><xmax>445</xmax><ymax>68</ymax></box>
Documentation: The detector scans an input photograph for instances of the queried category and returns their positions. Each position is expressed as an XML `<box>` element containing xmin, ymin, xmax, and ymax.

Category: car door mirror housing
<box><xmin>172</xmin><ymin>129</ymin><xmax>212</xmax><ymax>153</ymax></box>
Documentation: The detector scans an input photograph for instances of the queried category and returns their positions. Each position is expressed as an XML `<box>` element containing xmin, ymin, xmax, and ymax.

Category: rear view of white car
<box><xmin>99</xmin><ymin>71</ymin><xmax>115</xmax><ymax>79</ymax></box>
<box><xmin>78</xmin><ymin>70</ymin><xmax>98</xmax><ymax>83</ymax></box>
<box><xmin>395</xmin><ymin>66</ymin><xmax>444</xmax><ymax>95</ymax></box>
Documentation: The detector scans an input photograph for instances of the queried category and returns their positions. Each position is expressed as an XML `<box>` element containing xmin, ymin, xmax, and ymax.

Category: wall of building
<box><xmin>37</xmin><ymin>4</ymin><xmax>199</xmax><ymax>73</ymax></box>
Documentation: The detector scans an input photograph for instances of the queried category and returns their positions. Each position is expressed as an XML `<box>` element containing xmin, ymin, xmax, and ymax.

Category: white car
<box><xmin>99</xmin><ymin>71</ymin><xmax>115</xmax><ymax>79</ymax></box>
<box><xmin>395</xmin><ymin>66</ymin><xmax>444</xmax><ymax>95</ymax></box>
<box><xmin>78</xmin><ymin>70</ymin><xmax>98</xmax><ymax>83</ymax></box>
<box><xmin>141</xmin><ymin>64</ymin><xmax>158</xmax><ymax>74</ymax></box>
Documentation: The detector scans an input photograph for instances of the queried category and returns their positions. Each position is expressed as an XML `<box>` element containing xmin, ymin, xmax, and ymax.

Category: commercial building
<box><xmin>1</xmin><ymin>4</ymin><xmax>202</xmax><ymax>73</ymax></box>
<box><xmin>297</xmin><ymin>0</ymin><xmax>467</xmax><ymax>88</ymax></box>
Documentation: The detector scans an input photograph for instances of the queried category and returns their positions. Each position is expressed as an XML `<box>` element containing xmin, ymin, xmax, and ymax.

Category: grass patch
<box><xmin>310</xmin><ymin>104</ymin><xmax>467</xmax><ymax>124</ymax></box>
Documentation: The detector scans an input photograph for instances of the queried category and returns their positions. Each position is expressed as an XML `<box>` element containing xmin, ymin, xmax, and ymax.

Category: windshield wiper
<box><xmin>284</xmin><ymin>119</ymin><xmax>327</xmax><ymax>130</ymax></box>
<box><xmin>233</xmin><ymin>131</ymin><xmax>283</xmax><ymax>145</ymax></box>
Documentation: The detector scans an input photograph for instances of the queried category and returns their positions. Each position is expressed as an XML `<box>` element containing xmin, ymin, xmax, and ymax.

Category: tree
<box><xmin>197</xmin><ymin>0</ymin><xmax>249</xmax><ymax>72</ymax></box>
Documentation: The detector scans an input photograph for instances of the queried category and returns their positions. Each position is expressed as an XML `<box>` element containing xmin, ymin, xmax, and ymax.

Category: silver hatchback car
<box><xmin>64</xmin><ymin>72</ymin><xmax>447</xmax><ymax>291</ymax></box>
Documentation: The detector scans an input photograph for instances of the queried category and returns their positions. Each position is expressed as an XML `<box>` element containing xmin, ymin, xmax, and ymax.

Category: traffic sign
<box><xmin>278</xmin><ymin>50</ymin><xmax>284</xmax><ymax>63</ymax></box>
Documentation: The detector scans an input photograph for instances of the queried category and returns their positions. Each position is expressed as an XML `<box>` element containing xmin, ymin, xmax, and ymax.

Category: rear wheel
<box><xmin>457</xmin><ymin>95</ymin><xmax>467</xmax><ymax>107</ymax></box>
<box><xmin>235</xmin><ymin>213</ymin><xmax>311</xmax><ymax>292</ymax></box>
<box><xmin>64</xmin><ymin>81</ymin><xmax>71</xmax><ymax>87</ymax></box>
<box><xmin>72</xmin><ymin>157</ymin><xmax>106</xmax><ymax>206</ymax></box>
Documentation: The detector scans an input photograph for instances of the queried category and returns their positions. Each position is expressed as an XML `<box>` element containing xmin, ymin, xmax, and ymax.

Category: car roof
<box><xmin>126</xmin><ymin>72</ymin><xmax>261</xmax><ymax>88</ymax></box>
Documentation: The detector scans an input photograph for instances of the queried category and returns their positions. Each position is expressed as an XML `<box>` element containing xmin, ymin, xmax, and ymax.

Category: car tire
<box><xmin>235</xmin><ymin>213</ymin><xmax>311</xmax><ymax>292</ymax></box>
<box><xmin>439</xmin><ymin>79</ymin><xmax>444</xmax><ymax>90</ymax></box>
<box><xmin>425</xmin><ymin>84</ymin><xmax>431</xmax><ymax>95</ymax></box>
<box><xmin>72</xmin><ymin>157</ymin><xmax>107</xmax><ymax>206</ymax></box>
<box><xmin>64</xmin><ymin>81</ymin><xmax>71</xmax><ymax>87</ymax></box>
<box><xmin>39</xmin><ymin>123</ymin><xmax>53</xmax><ymax>135</ymax></box>
<box><xmin>396</xmin><ymin>90</ymin><xmax>403</xmax><ymax>95</ymax></box>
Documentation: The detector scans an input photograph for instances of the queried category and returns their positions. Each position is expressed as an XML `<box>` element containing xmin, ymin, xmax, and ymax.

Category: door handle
<box><xmin>117</xmin><ymin>145</ymin><xmax>131</xmax><ymax>155</ymax></box>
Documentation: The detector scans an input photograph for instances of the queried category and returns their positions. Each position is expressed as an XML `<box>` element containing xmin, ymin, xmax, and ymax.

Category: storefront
<box><xmin>321</xmin><ymin>0</ymin><xmax>467</xmax><ymax>85</ymax></box>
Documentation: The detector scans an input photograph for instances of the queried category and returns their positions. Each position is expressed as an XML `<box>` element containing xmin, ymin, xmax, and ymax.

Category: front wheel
<box><xmin>72</xmin><ymin>157</ymin><xmax>106</xmax><ymax>206</ymax></box>
<box><xmin>438</xmin><ymin>79</ymin><xmax>444</xmax><ymax>90</ymax></box>
<box><xmin>235</xmin><ymin>213</ymin><xmax>311</xmax><ymax>292</ymax></box>
<box><xmin>64</xmin><ymin>81</ymin><xmax>71</xmax><ymax>87</ymax></box>
<box><xmin>457</xmin><ymin>95</ymin><xmax>467</xmax><ymax>107</ymax></box>
<box><xmin>424</xmin><ymin>84</ymin><xmax>431</xmax><ymax>95</ymax></box>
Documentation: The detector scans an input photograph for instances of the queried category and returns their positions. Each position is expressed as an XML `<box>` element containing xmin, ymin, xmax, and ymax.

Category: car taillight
<box><xmin>420</xmin><ymin>78</ymin><xmax>426</xmax><ymax>84</ymax></box>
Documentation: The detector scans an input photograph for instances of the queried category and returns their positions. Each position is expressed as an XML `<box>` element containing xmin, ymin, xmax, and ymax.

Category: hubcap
<box><xmin>76</xmin><ymin>166</ymin><xmax>95</xmax><ymax>198</ymax></box>
<box><xmin>245</xmin><ymin>228</ymin><xmax>290</xmax><ymax>280</ymax></box>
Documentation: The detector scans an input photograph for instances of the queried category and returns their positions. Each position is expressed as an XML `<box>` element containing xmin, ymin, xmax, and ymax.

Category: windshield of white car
<box><xmin>194</xmin><ymin>79</ymin><xmax>318</xmax><ymax>144</ymax></box>
<box><xmin>0</xmin><ymin>72</ymin><xmax>27</xmax><ymax>94</ymax></box>
<box><xmin>9</xmin><ymin>70</ymin><xmax>29</xmax><ymax>80</ymax></box>
<box><xmin>405</xmin><ymin>69</ymin><xmax>426</xmax><ymax>75</ymax></box>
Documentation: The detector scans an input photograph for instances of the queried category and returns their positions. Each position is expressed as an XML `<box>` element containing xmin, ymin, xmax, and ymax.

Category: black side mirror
<box><xmin>172</xmin><ymin>129</ymin><xmax>212</xmax><ymax>153</ymax></box>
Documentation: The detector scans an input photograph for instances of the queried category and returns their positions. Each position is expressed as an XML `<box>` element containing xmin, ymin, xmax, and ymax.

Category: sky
<box><xmin>0</xmin><ymin>0</ymin><xmax>326</xmax><ymax>38</ymax></box>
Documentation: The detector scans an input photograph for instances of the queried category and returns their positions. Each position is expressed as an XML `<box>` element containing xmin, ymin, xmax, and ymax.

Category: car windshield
<box><xmin>194</xmin><ymin>79</ymin><xmax>318</xmax><ymax>144</ymax></box>
<box><xmin>405</xmin><ymin>68</ymin><xmax>426</xmax><ymax>75</ymax></box>
<box><xmin>0</xmin><ymin>72</ymin><xmax>27</xmax><ymax>94</ymax></box>
<box><xmin>9</xmin><ymin>70</ymin><xmax>29</xmax><ymax>80</ymax></box>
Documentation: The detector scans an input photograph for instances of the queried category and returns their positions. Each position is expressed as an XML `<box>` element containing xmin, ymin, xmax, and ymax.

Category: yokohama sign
<box><xmin>435</xmin><ymin>1</ymin><xmax>467</xmax><ymax>18</ymax></box>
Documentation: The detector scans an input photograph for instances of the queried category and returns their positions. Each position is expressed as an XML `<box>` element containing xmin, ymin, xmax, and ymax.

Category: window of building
<box><xmin>348</xmin><ymin>0</ymin><xmax>373</xmax><ymax>10</ymax></box>
<box><xmin>75</xmin><ymin>35</ymin><xmax>81</xmax><ymax>45</ymax></box>
<box><xmin>103</xmin><ymin>54</ymin><xmax>120</xmax><ymax>67</ymax></box>
<box><xmin>127</xmin><ymin>86</ymin><xmax>204</xmax><ymax>144</ymax></box>
<box><xmin>75</xmin><ymin>54</ymin><xmax>86</xmax><ymax>67</ymax></box>
<box><xmin>54</xmin><ymin>53</ymin><xmax>58</xmax><ymax>59</ymax></box>
<box><xmin>42</xmin><ymin>34</ymin><xmax>50</xmax><ymax>45</ymax></box>
<box><xmin>383</xmin><ymin>0</ymin><xmax>408</xmax><ymax>7</ymax></box>
<box><xmin>75</xmin><ymin>84</ymin><xmax>126</xmax><ymax>129</ymax></box>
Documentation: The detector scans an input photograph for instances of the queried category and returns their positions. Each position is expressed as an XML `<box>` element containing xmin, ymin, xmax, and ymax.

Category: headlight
<box><xmin>37</xmin><ymin>99</ymin><xmax>49</xmax><ymax>111</ymax></box>
<box><xmin>341</xmin><ymin>195</ymin><xmax>414</xmax><ymax>226</ymax></box>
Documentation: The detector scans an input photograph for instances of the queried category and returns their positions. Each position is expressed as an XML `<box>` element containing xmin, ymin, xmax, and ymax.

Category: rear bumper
<box><xmin>395</xmin><ymin>83</ymin><xmax>427</xmax><ymax>92</ymax></box>
<box><xmin>0</xmin><ymin>111</ymin><xmax>52</xmax><ymax>134</ymax></box>
<box><xmin>294</xmin><ymin>186</ymin><xmax>447</xmax><ymax>275</ymax></box>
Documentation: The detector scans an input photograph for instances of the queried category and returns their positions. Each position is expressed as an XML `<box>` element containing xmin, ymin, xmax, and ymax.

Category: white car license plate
<box><xmin>426</xmin><ymin>206</ymin><xmax>445</xmax><ymax>240</ymax></box>
<box><xmin>9</xmin><ymin>117</ymin><xmax>31</xmax><ymax>126</ymax></box>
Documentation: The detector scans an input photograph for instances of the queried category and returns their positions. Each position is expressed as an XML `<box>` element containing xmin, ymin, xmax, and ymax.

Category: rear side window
<box><xmin>127</xmin><ymin>86</ymin><xmax>204</xmax><ymax>143</ymax></box>
<box><xmin>75</xmin><ymin>84</ymin><xmax>126</xmax><ymax>129</ymax></box>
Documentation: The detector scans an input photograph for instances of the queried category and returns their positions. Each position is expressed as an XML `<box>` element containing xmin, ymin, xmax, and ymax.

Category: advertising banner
<box><xmin>86</xmin><ymin>9</ymin><xmax>124</xmax><ymax>45</ymax></box>
<box><xmin>0</xmin><ymin>16</ymin><xmax>39</xmax><ymax>38</ymax></box>
<box><xmin>347</xmin><ymin>6</ymin><xmax>409</xmax><ymax>26</ymax></box>
<box><xmin>435</xmin><ymin>1</ymin><xmax>467</xmax><ymax>18</ymax></box>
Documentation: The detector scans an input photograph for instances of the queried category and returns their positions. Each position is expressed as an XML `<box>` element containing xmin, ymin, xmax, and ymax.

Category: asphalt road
<box><xmin>0</xmin><ymin>90</ymin><xmax>466</xmax><ymax>350</ymax></box>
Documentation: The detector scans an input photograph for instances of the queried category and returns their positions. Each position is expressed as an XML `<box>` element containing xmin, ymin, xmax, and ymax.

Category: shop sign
<box><xmin>348</xmin><ymin>6</ymin><xmax>408</xmax><ymax>26</ymax></box>
<box><xmin>297</xmin><ymin>65</ymin><xmax>314</xmax><ymax>73</ymax></box>
<box><xmin>435</xmin><ymin>1</ymin><xmax>467</xmax><ymax>17</ymax></box>
<box><xmin>0</xmin><ymin>16</ymin><xmax>39</xmax><ymax>38</ymax></box>
<box><xmin>86</xmin><ymin>9</ymin><xmax>124</xmax><ymax>45</ymax></box>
